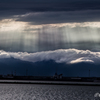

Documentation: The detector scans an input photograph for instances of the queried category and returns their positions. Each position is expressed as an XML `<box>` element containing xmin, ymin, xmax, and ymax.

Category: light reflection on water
<box><xmin>0</xmin><ymin>84</ymin><xmax>99</xmax><ymax>100</ymax></box>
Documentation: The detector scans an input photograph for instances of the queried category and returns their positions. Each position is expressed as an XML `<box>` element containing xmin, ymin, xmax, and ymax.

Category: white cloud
<box><xmin>0</xmin><ymin>49</ymin><xmax>100</xmax><ymax>64</ymax></box>
<box><xmin>70</xmin><ymin>57</ymin><xmax>94</xmax><ymax>64</ymax></box>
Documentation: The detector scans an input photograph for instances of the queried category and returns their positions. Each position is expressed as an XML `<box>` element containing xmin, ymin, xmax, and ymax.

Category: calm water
<box><xmin>0</xmin><ymin>84</ymin><xmax>99</xmax><ymax>100</ymax></box>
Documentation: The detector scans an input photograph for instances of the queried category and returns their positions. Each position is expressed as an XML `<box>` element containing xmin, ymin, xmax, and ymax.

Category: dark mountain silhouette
<box><xmin>0</xmin><ymin>58</ymin><xmax>100</xmax><ymax>77</ymax></box>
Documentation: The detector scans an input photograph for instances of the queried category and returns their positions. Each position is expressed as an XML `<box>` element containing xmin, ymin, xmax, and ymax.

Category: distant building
<box><xmin>53</xmin><ymin>73</ymin><xmax>63</xmax><ymax>79</ymax></box>
<box><xmin>3</xmin><ymin>74</ymin><xmax>14</xmax><ymax>79</ymax></box>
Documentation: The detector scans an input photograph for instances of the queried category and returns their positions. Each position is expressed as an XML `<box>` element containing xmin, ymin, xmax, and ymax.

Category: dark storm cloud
<box><xmin>0</xmin><ymin>0</ymin><xmax>100</xmax><ymax>23</ymax></box>
<box><xmin>0</xmin><ymin>0</ymin><xmax>100</xmax><ymax>12</ymax></box>
<box><xmin>0</xmin><ymin>10</ymin><xmax>28</xmax><ymax>20</ymax></box>
<box><xmin>16</xmin><ymin>10</ymin><xmax>100</xmax><ymax>24</ymax></box>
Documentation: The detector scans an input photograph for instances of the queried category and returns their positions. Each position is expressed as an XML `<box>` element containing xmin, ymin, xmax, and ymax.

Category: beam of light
<box><xmin>0</xmin><ymin>19</ymin><xmax>26</xmax><ymax>31</ymax></box>
<box><xmin>0</xmin><ymin>18</ymin><xmax>100</xmax><ymax>52</ymax></box>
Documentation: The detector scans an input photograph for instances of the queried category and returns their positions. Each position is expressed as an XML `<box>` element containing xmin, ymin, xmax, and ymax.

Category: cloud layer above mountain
<box><xmin>0</xmin><ymin>49</ymin><xmax>100</xmax><ymax>64</ymax></box>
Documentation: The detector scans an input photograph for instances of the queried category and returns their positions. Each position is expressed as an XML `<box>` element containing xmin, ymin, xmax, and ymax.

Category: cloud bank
<box><xmin>0</xmin><ymin>49</ymin><xmax>100</xmax><ymax>64</ymax></box>
<box><xmin>15</xmin><ymin>10</ymin><xmax>100</xmax><ymax>25</ymax></box>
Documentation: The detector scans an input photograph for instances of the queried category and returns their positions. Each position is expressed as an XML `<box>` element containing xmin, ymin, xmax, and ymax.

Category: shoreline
<box><xmin>0</xmin><ymin>80</ymin><xmax>100</xmax><ymax>86</ymax></box>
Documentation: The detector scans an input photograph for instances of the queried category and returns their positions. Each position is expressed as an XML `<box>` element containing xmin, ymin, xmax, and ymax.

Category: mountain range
<box><xmin>0</xmin><ymin>58</ymin><xmax>99</xmax><ymax>77</ymax></box>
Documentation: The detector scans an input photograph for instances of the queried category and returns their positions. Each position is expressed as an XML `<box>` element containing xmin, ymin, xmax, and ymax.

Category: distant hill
<box><xmin>0</xmin><ymin>58</ymin><xmax>100</xmax><ymax>77</ymax></box>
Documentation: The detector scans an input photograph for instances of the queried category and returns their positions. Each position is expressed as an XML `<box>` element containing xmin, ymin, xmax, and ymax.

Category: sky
<box><xmin>0</xmin><ymin>0</ymin><xmax>100</xmax><ymax>76</ymax></box>
<box><xmin>0</xmin><ymin>0</ymin><xmax>100</xmax><ymax>52</ymax></box>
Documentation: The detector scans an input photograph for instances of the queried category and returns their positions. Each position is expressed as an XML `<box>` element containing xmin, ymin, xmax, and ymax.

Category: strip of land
<box><xmin>0</xmin><ymin>80</ymin><xmax>100</xmax><ymax>86</ymax></box>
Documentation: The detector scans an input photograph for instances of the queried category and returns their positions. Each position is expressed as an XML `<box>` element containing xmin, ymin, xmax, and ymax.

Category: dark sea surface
<box><xmin>0</xmin><ymin>84</ymin><xmax>100</xmax><ymax>100</ymax></box>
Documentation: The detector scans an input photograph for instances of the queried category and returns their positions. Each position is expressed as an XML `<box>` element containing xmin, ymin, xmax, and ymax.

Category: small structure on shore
<box><xmin>53</xmin><ymin>73</ymin><xmax>63</xmax><ymax>79</ymax></box>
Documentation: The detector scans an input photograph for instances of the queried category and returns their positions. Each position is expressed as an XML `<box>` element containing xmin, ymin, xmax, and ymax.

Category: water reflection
<box><xmin>0</xmin><ymin>84</ymin><xmax>99</xmax><ymax>100</ymax></box>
